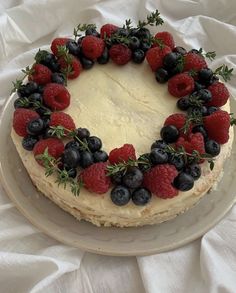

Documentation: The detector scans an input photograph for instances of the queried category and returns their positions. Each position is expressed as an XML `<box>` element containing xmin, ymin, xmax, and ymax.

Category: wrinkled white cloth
<box><xmin>0</xmin><ymin>1</ymin><xmax>236</xmax><ymax>292</ymax></box>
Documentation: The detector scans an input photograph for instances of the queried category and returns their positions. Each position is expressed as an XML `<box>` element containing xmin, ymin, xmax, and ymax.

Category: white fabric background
<box><xmin>0</xmin><ymin>1</ymin><xmax>236</xmax><ymax>292</ymax></box>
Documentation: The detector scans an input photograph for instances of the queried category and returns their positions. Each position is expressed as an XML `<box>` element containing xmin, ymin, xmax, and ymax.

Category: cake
<box><xmin>10</xmin><ymin>11</ymin><xmax>234</xmax><ymax>227</ymax></box>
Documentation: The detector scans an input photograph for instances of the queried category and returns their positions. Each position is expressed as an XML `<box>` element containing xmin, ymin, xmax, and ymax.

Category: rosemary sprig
<box><xmin>36</xmin><ymin>148</ymin><xmax>81</xmax><ymax>196</ymax></box>
<box><xmin>138</xmin><ymin>10</ymin><xmax>164</xmax><ymax>28</ymax></box>
<box><xmin>48</xmin><ymin>126</ymin><xmax>91</xmax><ymax>153</ymax></box>
<box><xmin>214</xmin><ymin>64</ymin><xmax>233</xmax><ymax>82</ymax></box>
<box><xmin>11</xmin><ymin>66</ymin><xmax>34</xmax><ymax>94</ymax></box>
<box><xmin>73</xmin><ymin>23</ymin><xmax>96</xmax><ymax>39</ymax></box>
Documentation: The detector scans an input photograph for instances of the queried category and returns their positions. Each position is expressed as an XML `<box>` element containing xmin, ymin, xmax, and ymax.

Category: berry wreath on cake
<box><xmin>10</xmin><ymin>10</ymin><xmax>235</xmax><ymax>227</ymax></box>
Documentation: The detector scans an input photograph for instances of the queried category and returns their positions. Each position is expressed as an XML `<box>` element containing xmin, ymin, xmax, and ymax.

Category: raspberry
<box><xmin>154</xmin><ymin>31</ymin><xmax>175</xmax><ymax>50</ymax></box>
<box><xmin>80</xmin><ymin>162</ymin><xmax>111</xmax><ymax>194</ymax></box>
<box><xmin>49</xmin><ymin>112</ymin><xmax>76</xmax><ymax>133</ymax></box>
<box><xmin>168</xmin><ymin>73</ymin><xmax>194</xmax><ymax>97</ymax></box>
<box><xmin>207</xmin><ymin>82</ymin><xmax>230</xmax><ymax>107</ymax></box>
<box><xmin>143</xmin><ymin>164</ymin><xmax>178</xmax><ymax>198</ymax></box>
<box><xmin>146</xmin><ymin>46</ymin><xmax>172</xmax><ymax>71</ymax></box>
<box><xmin>33</xmin><ymin>138</ymin><xmax>65</xmax><ymax>166</ymax></box>
<box><xmin>51</xmin><ymin>37</ymin><xmax>69</xmax><ymax>56</ymax></box>
<box><xmin>109</xmin><ymin>44</ymin><xmax>132</xmax><ymax>65</ymax></box>
<box><xmin>100</xmin><ymin>24</ymin><xmax>118</xmax><ymax>38</ymax></box>
<box><xmin>204</xmin><ymin>111</ymin><xmax>230</xmax><ymax>144</ymax></box>
<box><xmin>29</xmin><ymin>64</ymin><xmax>52</xmax><ymax>85</ymax></box>
<box><xmin>164</xmin><ymin>113</ymin><xmax>192</xmax><ymax>136</ymax></box>
<box><xmin>13</xmin><ymin>108</ymin><xmax>39</xmax><ymax>137</ymax></box>
<box><xmin>43</xmin><ymin>83</ymin><xmax>70</xmax><ymax>110</ymax></box>
<box><xmin>58</xmin><ymin>55</ymin><xmax>82</xmax><ymax>79</ymax></box>
<box><xmin>183</xmin><ymin>52</ymin><xmax>207</xmax><ymax>72</ymax></box>
<box><xmin>176</xmin><ymin>132</ymin><xmax>205</xmax><ymax>155</ymax></box>
<box><xmin>81</xmin><ymin>36</ymin><xmax>105</xmax><ymax>60</ymax></box>
<box><xmin>109</xmin><ymin>144</ymin><xmax>136</xmax><ymax>164</ymax></box>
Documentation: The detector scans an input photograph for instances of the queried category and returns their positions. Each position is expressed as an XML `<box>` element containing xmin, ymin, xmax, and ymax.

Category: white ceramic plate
<box><xmin>0</xmin><ymin>94</ymin><xmax>236</xmax><ymax>256</ymax></box>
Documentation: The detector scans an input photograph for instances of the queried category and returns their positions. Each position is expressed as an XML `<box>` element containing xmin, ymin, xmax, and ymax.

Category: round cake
<box><xmin>10</xmin><ymin>11</ymin><xmax>235</xmax><ymax>227</ymax></box>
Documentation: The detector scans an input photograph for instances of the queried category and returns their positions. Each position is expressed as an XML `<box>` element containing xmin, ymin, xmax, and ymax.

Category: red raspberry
<box><xmin>204</xmin><ymin>111</ymin><xmax>230</xmax><ymax>144</ymax></box>
<box><xmin>109</xmin><ymin>44</ymin><xmax>132</xmax><ymax>65</ymax></box>
<box><xmin>49</xmin><ymin>112</ymin><xmax>76</xmax><ymax>133</ymax></box>
<box><xmin>100</xmin><ymin>24</ymin><xmax>118</xmax><ymax>38</ymax></box>
<box><xmin>13</xmin><ymin>108</ymin><xmax>39</xmax><ymax>137</ymax></box>
<box><xmin>183</xmin><ymin>52</ymin><xmax>207</xmax><ymax>72</ymax></box>
<box><xmin>43</xmin><ymin>83</ymin><xmax>70</xmax><ymax>111</ymax></box>
<box><xmin>168</xmin><ymin>73</ymin><xmax>194</xmax><ymax>97</ymax></box>
<box><xmin>207</xmin><ymin>82</ymin><xmax>230</xmax><ymax>107</ymax></box>
<box><xmin>81</xmin><ymin>36</ymin><xmax>105</xmax><ymax>60</ymax></box>
<box><xmin>176</xmin><ymin>132</ymin><xmax>205</xmax><ymax>155</ymax></box>
<box><xmin>51</xmin><ymin>37</ymin><xmax>69</xmax><ymax>56</ymax></box>
<box><xmin>80</xmin><ymin>162</ymin><xmax>111</xmax><ymax>194</ymax></box>
<box><xmin>33</xmin><ymin>138</ymin><xmax>65</xmax><ymax>166</ymax></box>
<box><xmin>146</xmin><ymin>46</ymin><xmax>172</xmax><ymax>71</ymax></box>
<box><xmin>58</xmin><ymin>55</ymin><xmax>82</xmax><ymax>79</ymax></box>
<box><xmin>143</xmin><ymin>164</ymin><xmax>178</xmax><ymax>198</ymax></box>
<box><xmin>29</xmin><ymin>64</ymin><xmax>52</xmax><ymax>85</ymax></box>
<box><xmin>154</xmin><ymin>31</ymin><xmax>175</xmax><ymax>50</ymax></box>
<box><xmin>109</xmin><ymin>144</ymin><xmax>136</xmax><ymax>164</ymax></box>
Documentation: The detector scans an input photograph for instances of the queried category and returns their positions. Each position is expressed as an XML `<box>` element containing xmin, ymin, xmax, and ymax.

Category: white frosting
<box><xmin>11</xmin><ymin>62</ymin><xmax>234</xmax><ymax>227</ymax></box>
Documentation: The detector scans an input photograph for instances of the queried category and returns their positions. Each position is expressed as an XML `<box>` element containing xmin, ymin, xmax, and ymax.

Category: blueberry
<box><xmin>97</xmin><ymin>47</ymin><xmax>109</xmax><ymax>64</ymax></box>
<box><xmin>194</xmin><ymin>81</ymin><xmax>205</xmax><ymax>91</ymax></box>
<box><xmin>197</xmin><ymin>89</ymin><xmax>212</xmax><ymax>103</ymax></box>
<box><xmin>177</xmin><ymin>97</ymin><xmax>190</xmax><ymax>111</ymax></box>
<box><xmin>168</xmin><ymin>154</ymin><xmax>185</xmax><ymax>171</ymax></box>
<box><xmin>116</xmin><ymin>28</ymin><xmax>129</xmax><ymax>37</ymax></box>
<box><xmin>187</xmin><ymin>106</ymin><xmax>208</xmax><ymax>116</ymax></box>
<box><xmin>208</xmin><ymin>75</ymin><xmax>219</xmax><ymax>85</ymax></box>
<box><xmin>76</xmin><ymin>128</ymin><xmax>90</xmax><ymax>139</ymax></box>
<box><xmin>174</xmin><ymin>172</ymin><xmax>194</xmax><ymax>191</ymax></box>
<box><xmin>66</xmin><ymin>40</ymin><xmax>80</xmax><ymax>56</ymax></box>
<box><xmin>189</xmin><ymin>48</ymin><xmax>201</xmax><ymax>54</ymax></box>
<box><xmin>22</xmin><ymin>135</ymin><xmax>39</xmax><ymax>151</ymax></box>
<box><xmin>207</xmin><ymin>106</ymin><xmax>219</xmax><ymax>115</ymax></box>
<box><xmin>129</xmin><ymin>36</ymin><xmax>140</xmax><ymax>51</ymax></box>
<box><xmin>87</xmin><ymin>136</ymin><xmax>102</xmax><ymax>152</ymax></box>
<box><xmin>93</xmin><ymin>150</ymin><xmax>108</xmax><ymax>162</ymax></box>
<box><xmin>137</xmin><ymin>153</ymin><xmax>151</xmax><ymax>173</ymax></box>
<box><xmin>24</xmin><ymin>82</ymin><xmax>39</xmax><ymax>96</ymax></box>
<box><xmin>17</xmin><ymin>85</ymin><xmax>28</xmax><ymax>98</ymax></box>
<box><xmin>135</xmin><ymin>28</ymin><xmax>151</xmax><ymax>40</ymax></box>
<box><xmin>80</xmin><ymin>56</ymin><xmax>94</xmax><ymax>69</ymax></box>
<box><xmin>185</xmin><ymin>164</ymin><xmax>201</xmax><ymax>180</ymax></box>
<box><xmin>198</xmin><ymin>68</ymin><xmax>213</xmax><ymax>85</ymax></box>
<box><xmin>163</xmin><ymin>52</ymin><xmax>182</xmax><ymax>70</ymax></box>
<box><xmin>173</xmin><ymin>46</ymin><xmax>187</xmax><ymax>55</ymax></box>
<box><xmin>205</xmin><ymin>139</ymin><xmax>221</xmax><ymax>156</ymax></box>
<box><xmin>110</xmin><ymin>185</ymin><xmax>131</xmax><ymax>206</ymax></box>
<box><xmin>192</xmin><ymin>125</ymin><xmax>208</xmax><ymax>139</ymax></box>
<box><xmin>48</xmin><ymin>60</ymin><xmax>60</xmax><ymax>72</ymax></box>
<box><xmin>155</xmin><ymin>68</ymin><xmax>169</xmax><ymax>83</ymax></box>
<box><xmin>132</xmin><ymin>49</ymin><xmax>145</xmax><ymax>64</ymax></box>
<box><xmin>150</xmin><ymin>148</ymin><xmax>168</xmax><ymax>165</ymax></box>
<box><xmin>132</xmin><ymin>188</ymin><xmax>152</xmax><ymax>206</ymax></box>
<box><xmin>51</xmin><ymin>72</ymin><xmax>66</xmax><ymax>85</ymax></box>
<box><xmin>28</xmin><ymin>93</ymin><xmax>43</xmax><ymax>105</ymax></box>
<box><xmin>129</xmin><ymin>28</ymin><xmax>139</xmax><ymax>36</ymax></box>
<box><xmin>35</xmin><ymin>107</ymin><xmax>51</xmax><ymax>117</ymax></box>
<box><xmin>85</xmin><ymin>28</ymin><xmax>100</xmax><ymax>37</ymax></box>
<box><xmin>62</xmin><ymin>148</ymin><xmax>80</xmax><ymax>169</ymax></box>
<box><xmin>111</xmin><ymin>171</ymin><xmax>123</xmax><ymax>185</ymax></box>
<box><xmin>14</xmin><ymin>98</ymin><xmax>29</xmax><ymax>109</ymax></box>
<box><xmin>35</xmin><ymin>50</ymin><xmax>60</xmax><ymax>72</ymax></box>
<box><xmin>139</xmin><ymin>42</ymin><xmax>151</xmax><ymax>52</ymax></box>
<box><xmin>122</xmin><ymin>166</ymin><xmax>143</xmax><ymax>189</ymax></box>
<box><xmin>38</xmin><ymin>85</ymin><xmax>45</xmax><ymax>94</ymax></box>
<box><xmin>160</xmin><ymin>125</ymin><xmax>179</xmax><ymax>143</ymax></box>
<box><xmin>42</xmin><ymin>116</ymin><xmax>50</xmax><ymax>128</ymax></box>
<box><xmin>151</xmin><ymin>140</ymin><xmax>167</xmax><ymax>150</ymax></box>
<box><xmin>80</xmin><ymin>151</ymin><xmax>94</xmax><ymax>168</ymax></box>
<box><xmin>65</xmin><ymin>140</ymin><xmax>80</xmax><ymax>150</ymax></box>
<box><xmin>27</xmin><ymin>118</ymin><xmax>45</xmax><ymax>135</ymax></box>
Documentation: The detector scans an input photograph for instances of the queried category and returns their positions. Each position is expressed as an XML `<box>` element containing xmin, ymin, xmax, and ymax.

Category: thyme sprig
<box><xmin>138</xmin><ymin>10</ymin><xmax>164</xmax><ymax>28</ymax></box>
<box><xmin>56</xmin><ymin>45</ymin><xmax>74</xmax><ymax>83</ymax></box>
<box><xmin>123</xmin><ymin>19</ymin><xmax>132</xmax><ymax>30</ymax></box>
<box><xmin>181</xmin><ymin>112</ymin><xmax>203</xmax><ymax>134</ymax></box>
<box><xmin>73</xmin><ymin>23</ymin><xmax>97</xmax><ymax>40</ymax></box>
<box><xmin>214</xmin><ymin>64</ymin><xmax>233</xmax><ymax>82</ymax></box>
<box><xmin>197</xmin><ymin>48</ymin><xmax>216</xmax><ymax>61</ymax></box>
<box><xmin>36</xmin><ymin>148</ymin><xmax>81</xmax><ymax>196</ymax></box>
<box><xmin>48</xmin><ymin>125</ymin><xmax>91</xmax><ymax>153</ymax></box>
<box><xmin>11</xmin><ymin>66</ymin><xmax>34</xmax><ymax>94</ymax></box>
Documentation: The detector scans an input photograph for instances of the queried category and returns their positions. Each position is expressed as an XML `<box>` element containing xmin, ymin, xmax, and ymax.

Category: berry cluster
<box><xmin>11</xmin><ymin>11</ymin><xmax>235</xmax><ymax>208</ymax></box>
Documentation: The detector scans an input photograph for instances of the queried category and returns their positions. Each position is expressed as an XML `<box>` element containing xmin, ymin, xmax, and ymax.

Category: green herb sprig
<box><xmin>73</xmin><ymin>23</ymin><xmax>96</xmax><ymax>40</ymax></box>
<box><xmin>214</xmin><ymin>64</ymin><xmax>233</xmax><ymax>82</ymax></box>
<box><xmin>11</xmin><ymin>66</ymin><xmax>34</xmax><ymax>94</ymax></box>
<box><xmin>138</xmin><ymin>10</ymin><xmax>164</xmax><ymax>28</ymax></box>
